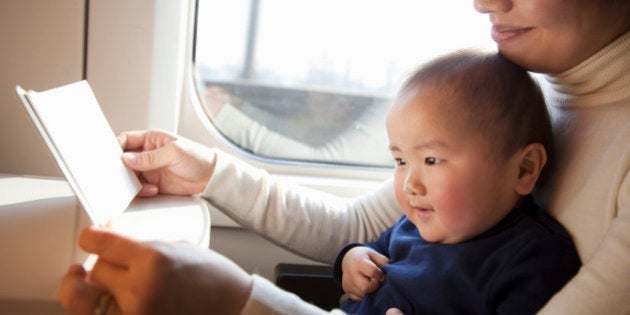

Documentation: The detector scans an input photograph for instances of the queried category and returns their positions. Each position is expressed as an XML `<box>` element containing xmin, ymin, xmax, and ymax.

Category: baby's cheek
<box><xmin>431</xmin><ymin>187</ymin><xmax>475</xmax><ymax>228</ymax></box>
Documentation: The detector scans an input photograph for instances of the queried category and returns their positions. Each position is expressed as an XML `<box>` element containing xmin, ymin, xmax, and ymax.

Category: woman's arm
<box><xmin>242</xmin><ymin>275</ymin><xmax>347</xmax><ymax>315</ymax></box>
<box><xmin>201</xmin><ymin>149</ymin><xmax>402</xmax><ymax>263</ymax></box>
<box><xmin>116</xmin><ymin>129</ymin><xmax>401</xmax><ymax>263</ymax></box>
<box><xmin>59</xmin><ymin>227</ymin><xmax>350</xmax><ymax>315</ymax></box>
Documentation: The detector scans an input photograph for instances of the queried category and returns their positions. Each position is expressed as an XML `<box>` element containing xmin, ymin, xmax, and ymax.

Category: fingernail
<box><xmin>146</xmin><ymin>186</ymin><xmax>159</xmax><ymax>195</ymax></box>
<box><xmin>122</xmin><ymin>152</ymin><xmax>137</xmax><ymax>163</ymax></box>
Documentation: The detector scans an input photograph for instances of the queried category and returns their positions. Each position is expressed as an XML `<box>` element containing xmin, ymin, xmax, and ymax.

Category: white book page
<box><xmin>17</xmin><ymin>81</ymin><xmax>141</xmax><ymax>226</ymax></box>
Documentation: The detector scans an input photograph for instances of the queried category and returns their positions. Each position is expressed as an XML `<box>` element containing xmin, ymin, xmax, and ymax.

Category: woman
<box><xmin>60</xmin><ymin>0</ymin><xmax>630</xmax><ymax>314</ymax></box>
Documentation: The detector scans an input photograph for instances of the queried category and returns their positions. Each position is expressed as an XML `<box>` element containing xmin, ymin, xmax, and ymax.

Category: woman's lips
<box><xmin>491</xmin><ymin>25</ymin><xmax>533</xmax><ymax>43</ymax></box>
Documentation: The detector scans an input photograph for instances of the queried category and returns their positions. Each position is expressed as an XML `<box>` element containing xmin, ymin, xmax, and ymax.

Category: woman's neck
<box><xmin>543</xmin><ymin>30</ymin><xmax>630</xmax><ymax>108</ymax></box>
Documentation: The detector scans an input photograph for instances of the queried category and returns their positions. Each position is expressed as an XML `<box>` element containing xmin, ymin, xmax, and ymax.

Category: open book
<box><xmin>16</xmin><ymin>80</ymin><xmax>141</xmax><ymax>226</ymax></box>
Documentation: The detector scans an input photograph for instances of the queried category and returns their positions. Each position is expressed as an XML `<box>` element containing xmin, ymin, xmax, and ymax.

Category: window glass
<box><xmin>194</xmin><ymin>0</ymin><xmax>495</xmax><ymax>167</ymax></box>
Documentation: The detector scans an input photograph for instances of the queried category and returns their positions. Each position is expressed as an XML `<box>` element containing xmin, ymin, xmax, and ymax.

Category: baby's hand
<box><xmin>341</xmin><ymin>246</ymin><xmax>389</xmax><ymax>301</ymax></box>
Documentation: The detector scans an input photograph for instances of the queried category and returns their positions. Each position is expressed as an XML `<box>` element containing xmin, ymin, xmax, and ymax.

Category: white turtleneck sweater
<box><xmin>202</xmin><ymin>31</ymin><xmax>630</xmax><ymax>314</ymax></box>
<box><xmin>535</xmin><ymin>31</ymin><xmax>630</xmax><ymax>314</ymax></box>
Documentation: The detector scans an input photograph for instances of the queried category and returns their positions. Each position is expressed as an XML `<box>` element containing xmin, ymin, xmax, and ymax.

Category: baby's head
<box><xmin>387</xmin><ymin>49</ymin><xmax>552</xmax><ymax>243</ymax></box>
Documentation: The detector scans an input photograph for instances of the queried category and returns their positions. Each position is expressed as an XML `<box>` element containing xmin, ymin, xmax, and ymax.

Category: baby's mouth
<box><xmin>410</xmin><ymin>204</ymin><xmax>434</xmax><ymax>215</ymax></box>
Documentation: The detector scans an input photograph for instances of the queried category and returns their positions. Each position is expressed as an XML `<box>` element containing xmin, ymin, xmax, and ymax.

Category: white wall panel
<box><xmin>0</xmin><ymin>0</ymin><xmax>84</xmax><ymax>176</ymax></box>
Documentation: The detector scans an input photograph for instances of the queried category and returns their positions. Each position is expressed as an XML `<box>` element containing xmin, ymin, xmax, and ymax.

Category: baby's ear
<box><xmin>514</xmin><ymin>143</ymin><xmax>547</xmax><ymax>195</ymax></box>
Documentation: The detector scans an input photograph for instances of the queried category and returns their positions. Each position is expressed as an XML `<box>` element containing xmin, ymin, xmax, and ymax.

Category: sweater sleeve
<box><xmin>201</xmin><ymin>149</ymin><xmax>402</xmax><ymax>263</ymax></box>
<box><xmin>535</xmin><ymin>30</ymin><xmax>630</xmax><ymax>314</ymax></box>
<box><xmin>241</xmin><ymin>275</ymin><xmax>348</xmax><ymax>315</ymax></box>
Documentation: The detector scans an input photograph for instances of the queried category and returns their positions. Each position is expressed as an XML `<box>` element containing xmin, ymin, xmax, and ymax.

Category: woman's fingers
<box><xmin>78</xmin><ymin>227</ymin><xmax>144</xmax><ymax>267</ymax></box>
<box><xmin>116</xmin><ymin>130</ymin><xmax>177</xmax><ymax>152</ymax></box>
<box><xmin>121</xmin><ymin>143</ymin><xmax>179</xmax><ymax>172</ymax></box>
<box><xmin>89</xmin><ymin>258</ymin><xmax>130</xmax><ymax>295</ymax></box>
<box><xmin>58</xmin><ymin>264</ymin><xmax>106</xmax><ymax>314</ymax></box>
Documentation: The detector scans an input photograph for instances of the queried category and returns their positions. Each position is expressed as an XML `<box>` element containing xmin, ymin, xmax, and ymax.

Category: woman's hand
<box><xmin>117</xmin><ymin>130</ymin><xmax>217</xmax><ymax>197</ymax></box>
<box><xmin>341</xmin><ymin>246</ymin><xmax>389</xmax><ymax>301</ymax></box>
<box><xmin>59</xmin><ymin>264</ymin><xmax>122</xmax><ymax>315</ymax></box>
<box><xmin>59</xmin><ymin>227</ymin><xmax>253</xmax><ymax>315</ymax></box>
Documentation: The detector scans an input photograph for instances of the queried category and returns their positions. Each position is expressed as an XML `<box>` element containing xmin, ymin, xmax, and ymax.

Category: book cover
<box><xmin>15</xmin><ymin>80</ymin><xmax>142</xmax><ymax>226</ymax></box>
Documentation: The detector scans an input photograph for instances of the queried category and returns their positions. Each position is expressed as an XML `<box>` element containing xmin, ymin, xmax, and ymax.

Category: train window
<box><xmin>194</xmin><ymin>0</ymin><xmax>495</xmax><ymax>168</ymax></box>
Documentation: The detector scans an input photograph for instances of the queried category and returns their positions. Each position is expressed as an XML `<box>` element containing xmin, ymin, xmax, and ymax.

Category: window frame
<box><xmin>179</xmin><ymin>0</ymin><xmax>393</xmax><ymax>226</ymax></box>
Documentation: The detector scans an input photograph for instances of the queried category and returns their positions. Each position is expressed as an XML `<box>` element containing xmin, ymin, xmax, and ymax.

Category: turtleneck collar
<box><xmin>543</xmin><ymin>30</ymin><xmax>630</xmax><ymax>108</ymax></box>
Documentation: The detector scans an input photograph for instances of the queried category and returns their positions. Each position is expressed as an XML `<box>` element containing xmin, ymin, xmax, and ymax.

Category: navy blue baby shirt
<box><xmin>333</xmin><ymin>196</ymin><xmax>581</xmax><ymax>315</ymax></box>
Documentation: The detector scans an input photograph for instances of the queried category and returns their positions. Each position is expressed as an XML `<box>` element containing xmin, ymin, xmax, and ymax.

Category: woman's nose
<box><xmin>473</xmin><ymin>0</ymin><xmax>513</xmax><ymax>14</ymax></box>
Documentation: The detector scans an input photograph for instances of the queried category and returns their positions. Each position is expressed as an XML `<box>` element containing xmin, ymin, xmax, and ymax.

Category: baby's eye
<box><xmin>394</xmin><ymin>158</ymin><xmax>406</xmax><ymax>166</ymax></box>
<box><xmin>425</xmin><ymin>157</ymin><xmax>442</xmax><ymax>165</ymax></box>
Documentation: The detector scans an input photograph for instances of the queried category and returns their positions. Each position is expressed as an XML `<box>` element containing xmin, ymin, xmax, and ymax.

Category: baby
<box><xmin>333</xmin><ymin>50</ymin><xmax>581</xmax><ymax>314</ymax></box>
